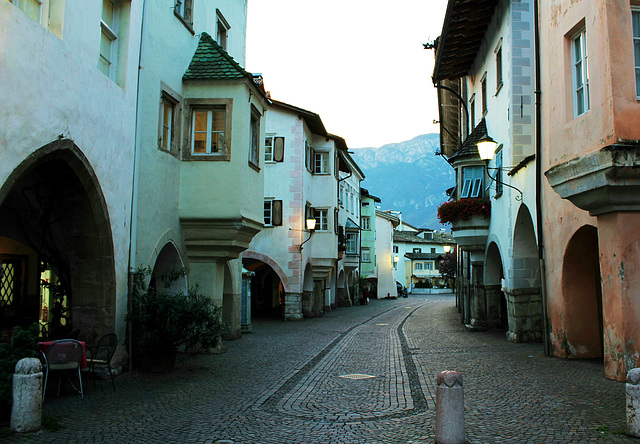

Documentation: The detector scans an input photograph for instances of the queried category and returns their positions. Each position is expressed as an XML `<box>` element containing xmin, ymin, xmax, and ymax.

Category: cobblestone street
<box><xmin>4</xmin><ymin>294</ymin><xmax>634</xmax><ymax>443</ymax></box>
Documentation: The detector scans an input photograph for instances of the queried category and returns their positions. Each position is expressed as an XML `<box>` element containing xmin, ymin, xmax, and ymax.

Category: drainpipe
<box><xmin>533</xmin><ymin>0</ymin><xmax>550</xmax><ymax>356</ymax></box>
<box><xmin>128</xmin><ymin>0</ymin><xmax>147</xmax><ymax>371</ymax></box>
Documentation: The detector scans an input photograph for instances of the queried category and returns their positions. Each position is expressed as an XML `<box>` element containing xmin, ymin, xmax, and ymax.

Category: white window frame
<box><xmin>426</xmin><ymin>262</ymin><xmax>434</xmax><ymax>270</ymax></box>
<box><xmin>264</xmin><ymin>135</ymin><xmax>274</xmax><ymax>162</ymax></box>
<box><xmin>186</xmin><ymin>100</ymin><xmax>232</xmax><ymax>160</ymax></box>
<box><xmin>415</xmin><ymin>263</ymin><xmax>424</xmax><ymax>271</ymax></box>
<box><xmin>362</xmin><ymin>248</ymin><xmax>371</xmax><ymax>263</ymax></box>
<box><xmin>314</xmin><ymin>208</ymin><xmax>329</xmax><ymax>231</ymax></box>
<box><xmin>571</xmin><ymin>28</ymin><xmax>590</xmax><ymax>117</ymax></box>
<box><xmin>632</xmin><ymin>9</ymin><xmax>640</xmax><ymax>99</ymax></box>
<box><xmin>413</xmin><ymin>248</ymin><xmax>422</xmax><ymax>253</ymax></box>
<box><xmin>361</xmin><ymin>216</ymin><xmax>371</xmax><ymax>231</ymax></box>
<box><xmin>99</xmin><ymin>0</ymin><xmax>119</xmax><ymax>80</ymax></box>
<box><xmin>346</xmin><ymin>233</ymin><xmax>358</xmax><ymax>254</ymax></box>
<box><xmin>191</xmin><ymin>106</ymin><xmax>230</xmax><ymax>156</ymax></box>
<box><xmin>314</xmin><ymin>151</ymin><xmax>330</xmax><ymax>174</ymax></box>
<box><xmin>10</xmin><ymin>0</ymin><xmax>48</xmax><ymax>25</ymax></box>
<box><xmin>216</xmin><ymin>9</ymin><xmax>230</xmax><ymax>51</ymax></box>
<box><xmin>174</xmin><ymin>0</ymin><xmax>193</xmax><ymax>25</ymax></box>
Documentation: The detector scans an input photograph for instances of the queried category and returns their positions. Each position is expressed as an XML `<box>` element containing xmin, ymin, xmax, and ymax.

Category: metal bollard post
<box><xmin>11</xmin><ymin>358</ymin><xmax>43</xmax><ymax>433</ymax></box>
<box><xmin>627</xmin><ymin>368</ymin><xmax>640</xmax><ymax>437</ymax></box>
<box><xmin>435</xmin><ymin>370</ymin><xmax>465</xmax><ymax>444</ymax></box>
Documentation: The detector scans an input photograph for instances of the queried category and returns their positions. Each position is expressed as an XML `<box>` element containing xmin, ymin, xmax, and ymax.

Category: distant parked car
<box><xmin>396</xmin><ymin>281</ymin><xmax>408</xmax><ymax>298</ymax></box>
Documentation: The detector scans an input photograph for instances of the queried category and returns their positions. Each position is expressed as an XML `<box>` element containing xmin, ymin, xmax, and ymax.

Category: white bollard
<box><xmin>627</xmin><ymin>368</ymin><xmax>640</xmax><ymax>437</ymax></box>
<box><xmin>435</xmin><ymin>370</ymin><xmax>465</xmax><ymax>444</ymax></box>
<box><xmin>10</xmin><ymin>358</ymin><xmax>43</xmax><ymax>433</ymax></box>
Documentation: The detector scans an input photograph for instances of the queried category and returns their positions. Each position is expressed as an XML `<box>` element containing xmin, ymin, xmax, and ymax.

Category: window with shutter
<box><xmin>274</xmin><ymin>137</ymin><xmax>285</xmax><ymax>162</ymax></box>
<box><xmin>461</xmin><ymin>166</ymin><xmax>484</xmax><ymax>198</ymax></box>
<box><xmin>272</xmin><ymin>200</ymin><xmax>282</xmax><ymax>226</ymax></box>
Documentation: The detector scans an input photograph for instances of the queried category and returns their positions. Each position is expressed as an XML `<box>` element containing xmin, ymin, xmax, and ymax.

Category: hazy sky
<box><xmin>245</xmin><ymin>0</ymin><xmax>449</xmax><ymax>149</ymax></box>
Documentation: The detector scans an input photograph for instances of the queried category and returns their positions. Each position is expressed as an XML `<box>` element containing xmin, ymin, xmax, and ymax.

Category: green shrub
<box><xmin>127</xmin><ymin>269</ymin><xmax>228</xmax><ymax>355</ymax></box>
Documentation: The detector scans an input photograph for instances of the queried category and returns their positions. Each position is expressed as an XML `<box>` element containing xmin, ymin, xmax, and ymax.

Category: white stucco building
<box><xmin>244</xmin><ymin>101</ymin><xmax>361</xmax><ymax>321</ymax></box>
<box><xmin>433</xmin><ymin>0</ymin><xmax>540</xmax><ymax>340</ymax></box>
<box><xmin>374</xmin><ymin>210</ymin><xmax>400</xmax><ymax>298</ymax></box>
<box><xmin>0</xmin><ymin>1</ymin><xmax>143</xmax><ymax>352</ymax></box>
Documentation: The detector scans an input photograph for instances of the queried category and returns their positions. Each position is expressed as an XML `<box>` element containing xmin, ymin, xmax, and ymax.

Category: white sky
<box><xmin>245</xmin><ymin>0</ymin><xmax>449</xmax><ymax>149</ymax></box>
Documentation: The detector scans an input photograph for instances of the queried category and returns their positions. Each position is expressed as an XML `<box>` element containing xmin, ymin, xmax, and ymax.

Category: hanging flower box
<box><xmin>438</xmin><ymin>199</ymin><xmax>491</xmax><ymax>250</ymax></box>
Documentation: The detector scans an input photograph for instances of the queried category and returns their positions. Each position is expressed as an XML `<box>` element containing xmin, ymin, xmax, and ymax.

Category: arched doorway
<box><xmin>0</xmin><ymin>140</ymin><xmax>116</xmax><ymax>344</ymax></box>
<box><xmin>150</xmin><ymin>242</ymin><xmax>187</xmax><ymax>295</ymax></box>
<box><xmin>561</xmin><ymin>225</ymin><xmax>602</xmax><ymax>358</ymax></box>
<box><xmin>243</xmin><ymin>257</ymin><xmax>285</xmax><ymax>319</ymax></box>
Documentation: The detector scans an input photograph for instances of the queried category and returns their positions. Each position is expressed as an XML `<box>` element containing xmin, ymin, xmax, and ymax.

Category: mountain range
<box><xmin>351</xmin><ymin>133</ymin><xmax>454</xmax><ymax>230</ymax></box>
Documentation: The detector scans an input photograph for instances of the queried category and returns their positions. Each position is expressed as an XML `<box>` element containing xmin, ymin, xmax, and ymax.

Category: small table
<box><xmin>38</xmin><ymin>340</ymin><xmax>87</xmax><ymax>369</ymax></box>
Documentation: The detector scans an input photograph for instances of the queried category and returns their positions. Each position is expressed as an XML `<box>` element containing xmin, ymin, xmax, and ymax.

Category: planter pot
<box><xmin>451</xmin><ymin>215</ymin><xmax>490</xmax><ymax>250</ymax></box>
<box><xmin>136</xmin><ymin>350</ymin><xmax>178</xmax><ymax>373</ymax></box>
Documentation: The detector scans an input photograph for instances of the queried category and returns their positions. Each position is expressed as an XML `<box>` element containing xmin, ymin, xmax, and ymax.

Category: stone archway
<box><xmin>0</xmin><ymin>139</ymin><xmax>116</xmax><ymax>345</ymax></box>
<box><xmin>560</xmin><ymin>225</ymin><xmax>602</xmax><ymax>359</ymax></box>
<box><xmin>506</xmin><ymin>204</ymin><xmax>542</xmax><ymax>343</ymax></box>
<box><xmin>151</xmin><ymin>242</ymin><xmax>187</xmax><ymax>295</ymax></box>
<box><xmin>484</xmin><ymin>241</ymin><xmax>507</xmax><ymax>329</ymax></box>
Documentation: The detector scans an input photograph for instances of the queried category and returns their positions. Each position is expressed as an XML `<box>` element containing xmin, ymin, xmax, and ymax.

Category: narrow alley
<box><xmin>7</xmin><ymin>294</ymin><xmax>632</xmax><ymax>444</ymax></box>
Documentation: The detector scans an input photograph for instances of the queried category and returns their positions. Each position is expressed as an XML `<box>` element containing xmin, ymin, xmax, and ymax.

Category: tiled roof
<box><xmin>393</xmin><ymin>230</ymin><xmax>455</xmax><ymax>245</ymax></box>
<box><xmin>183</xmin><ymin>33</ymin><xmax>251</xmax><ymax>81</ymax></box>
<box><xmin>448</xmin><ymin>118</ymin><xmax>487</xmax><ymax>161</ymax></box>
<box><xmin>405</xmin><ymin>252</ymin><xmax>443</xmax><ymax>260</ymax></box>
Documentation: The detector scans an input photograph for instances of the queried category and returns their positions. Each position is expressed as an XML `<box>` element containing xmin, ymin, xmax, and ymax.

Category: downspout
<box><xmin>128</xmin><ymin>0</ymin><xmax>147</xmax><ymax>371</ymax></box>
<box><xmin>533</xmin><ymin>0</ymin><xmax>550</xmax><ymax>356</ymax></box>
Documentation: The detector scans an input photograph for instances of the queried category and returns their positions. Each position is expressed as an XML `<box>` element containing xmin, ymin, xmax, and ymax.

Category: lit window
<box><xmin>159</xmin><ymin>93</ymin><xmax>179</xmax><ymax>152</ymax></box>
<box><xmin>192</xmin><ymin>108</ymin><xmax>226</xmax><ymax>155</ymax></box>
<box><xmin>571</xmin><ymin>29</ymin><xmax>590</xmax><ymax>117</ymax></box>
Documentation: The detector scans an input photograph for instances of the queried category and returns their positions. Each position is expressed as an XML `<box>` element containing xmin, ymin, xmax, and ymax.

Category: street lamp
<box><xmin>299</xmin><ymin>217</ymin><xmax>317</xmax><ymax>251</ymax></box>
<box><xmin>443</xmin><ymin>245</ymin><xmax>452</xmax><ymax>253</ymax></box>
<box><xmin>394</xmin><ymin>255</ymin><xmax>399</xmax><ymax>263</ymax></box>
<box><xmin>476</xmin><ymin>134</ymin><xmax>498</xmax><ymax>161</ymax></box>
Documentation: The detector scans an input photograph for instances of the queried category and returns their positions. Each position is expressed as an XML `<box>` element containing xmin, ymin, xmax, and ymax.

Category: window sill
<box><xmin>248</xmin><ymin>161</ymin><xmax>261</xmax><ymax>173</ymax></box>
<box><xmin>183</xmin><ymin>152</ymin><xmax>230</xmax><ymax>162</ymax></box>
<box><xmin>174</xmin><ymin>11</ymin><xmax>195</xmax><ymax>35</ymax></box>
<box><xmin>158</xmin><ymin>146</ymin><xmax>181</xmax><ymax>159</ymax></box>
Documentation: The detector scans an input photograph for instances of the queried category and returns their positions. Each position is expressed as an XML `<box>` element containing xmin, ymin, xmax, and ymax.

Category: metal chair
<box><xmin>42</xmin><ymin>339</ymin><xmax>84</xmax><ymax>402</ymax></box>
<box><xmin>68</xmin><ymin>329</ymin><xmax>81</xmax><ymax>340</ymax></box>
<box><xmin>87</xmin><ymin>333</ymin><xmax>117</xmax><ymax>391</ymax></box>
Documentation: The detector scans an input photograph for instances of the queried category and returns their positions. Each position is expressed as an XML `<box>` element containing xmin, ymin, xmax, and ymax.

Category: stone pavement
<box><xmin>3</xmin><ymin>294</ymin><xmax>635</xmax><ymax>443</ymax></box>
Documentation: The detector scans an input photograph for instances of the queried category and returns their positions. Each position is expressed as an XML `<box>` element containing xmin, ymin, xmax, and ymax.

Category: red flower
<box><xmin>437</xmin><ymin>198</ymin><xmax>491</xmax><ymax>224</ymax></box>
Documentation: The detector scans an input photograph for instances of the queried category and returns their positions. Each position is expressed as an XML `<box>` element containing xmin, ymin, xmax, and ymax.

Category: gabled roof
<box><xmin>270</xmin><ymin>100</ymin><xmax>327</xmax><ymax>137</ymax></box>
<box><xmin>448</xmin><ymin>118</ymin><xmax>487</xmax><ymax>161</ymax></box>
<box><xmin>432</xmin><ymin>0</ymin><xmax>500</xmax><ymax>82</ymax></box>
<box><xmin>361</xmin><ymin>188</ymin><xmax>381</xmax><ymax>203</ymax></box>
<box><xmin>183</xmin><ymin>33</ymin><xmax>252</xmax><ymax>81</ymax></box>
<box><xmin>394</xmin><ymin>230</ymin><xmax>455</xmax><ymax>245</ymax></box>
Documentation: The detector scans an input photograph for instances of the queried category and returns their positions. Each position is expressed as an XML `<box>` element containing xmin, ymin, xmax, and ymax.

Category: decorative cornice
<box><xmin>180</xmin><ymin>217</ymin><xmax>262</xmax><ymax>262</ymax></box>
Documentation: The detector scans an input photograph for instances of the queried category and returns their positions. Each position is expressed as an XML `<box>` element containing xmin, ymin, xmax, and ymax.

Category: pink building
<box><xmin>542</xmin><ymin>0</ymin><xmax>640</xmax><ymax>381</ymax></box>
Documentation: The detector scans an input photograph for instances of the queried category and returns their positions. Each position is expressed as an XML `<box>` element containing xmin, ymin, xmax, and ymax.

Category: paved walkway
<box><xmin>3</xmin><ymin>294</ymin><xmax>635</xmax><ymax>443</ymax></box>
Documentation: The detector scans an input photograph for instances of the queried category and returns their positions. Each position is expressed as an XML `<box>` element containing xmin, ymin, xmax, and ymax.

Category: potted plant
<box><xmin>127</xmin><ymin>269</ymin><xmax>228</xmax><ymax>372</ymax></box>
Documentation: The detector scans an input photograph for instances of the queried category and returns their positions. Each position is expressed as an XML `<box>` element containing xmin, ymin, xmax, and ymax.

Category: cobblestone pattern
<box><xmin>3</xmin><ymin>295</ymin><xmax>635</xmax><ymax>443</ymax></box>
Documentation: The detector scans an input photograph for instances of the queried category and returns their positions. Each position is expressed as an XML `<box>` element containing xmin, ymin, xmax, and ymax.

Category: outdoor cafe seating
<box><xmin>39</xmin><ymin>339</ymin><xmax>85</xmax><ymax>401</ymax></box>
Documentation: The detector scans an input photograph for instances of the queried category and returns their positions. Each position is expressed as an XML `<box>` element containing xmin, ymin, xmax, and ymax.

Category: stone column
<box><xmin>484</xmin><ymin>284</ymin><xmax>504</xmax><ymax>329</ymax></box>
<box><xmin>628</xmin><ymin>368</ymin><xmax>640</xmax><ymax>437</ymax></box>
<box><xmin>284</xmin><ymin>292</ymin><xmax>303</xmax><ymax>321</ymax></box>
<box><xmin>503</xmin><ymin>287</ymin><xmax>542</xmax><ymax>343</ymax></box>
<box><xmin>435</xmin><ymin>370</ymin><xmax>465</xmax><ymax>444</ymax></box>
<box><xmin>11</xmin><ymin>358</ymin><xmax>42</xmax><ymax>433</ymax></box>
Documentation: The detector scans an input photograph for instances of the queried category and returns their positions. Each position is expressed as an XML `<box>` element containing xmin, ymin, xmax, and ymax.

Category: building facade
<box><xmin>541</xmin><ymin>0</ymin><xmax>640</xmax><ymax>381</ymax></box>
<box><xmin>433</xmin><ymin>0</ymin><xmax>540</xmax><ymax>339</ymax></box>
